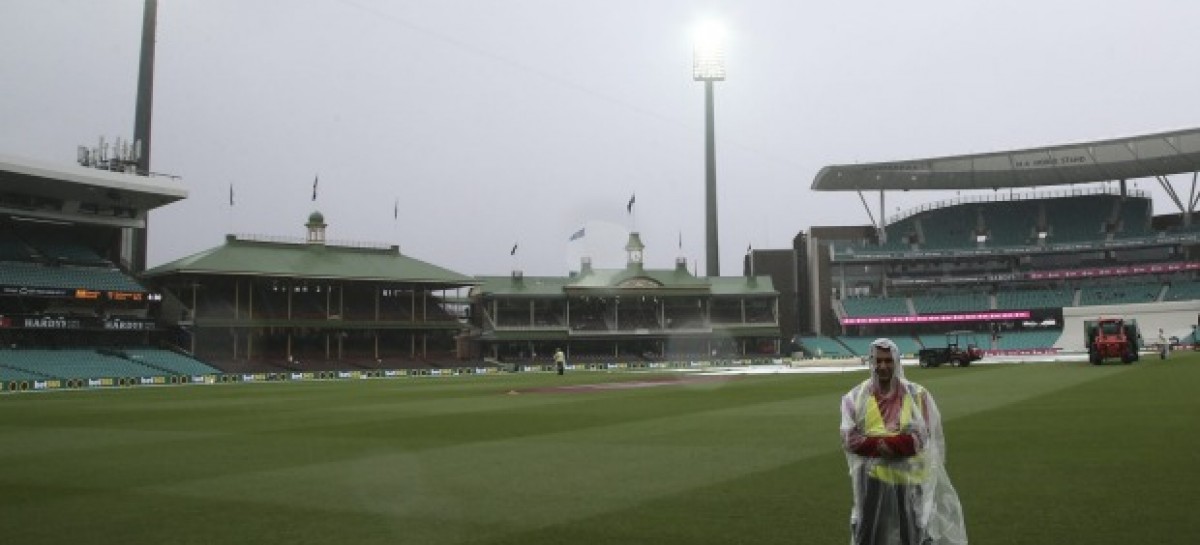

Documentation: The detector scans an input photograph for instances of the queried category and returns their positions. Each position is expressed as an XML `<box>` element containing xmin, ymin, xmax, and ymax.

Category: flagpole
<box><xmin>627</xmin><ymin>193</ymin><xmax>637</xmax><ymax>233</ymax></box>
<box><xmin>227</xmin><ymin>182</ymin><xmax>234</xmax><ymax>236</ymax></box>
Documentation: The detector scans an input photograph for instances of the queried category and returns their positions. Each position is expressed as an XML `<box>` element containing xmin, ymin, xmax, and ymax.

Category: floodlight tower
<box><xmin>130</xmin><ymin>0</ymin><xmax>158</xmax><ymax>273</ymax></box>
<box><xmin>693</xmin><ymin>21</ymin><xmax>726</xmax><ymax>277</ymax></box>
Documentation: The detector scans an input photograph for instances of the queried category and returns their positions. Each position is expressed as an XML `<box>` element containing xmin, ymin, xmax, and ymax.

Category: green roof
<box><xmin>565</xmin><ymin>267</ymin><xmax>709</xmax><ymax>290</ymax></box>
<box><xmin>472</xmin><ymin>275</ymin><xmax>572</xmax><ymax>297</ymax></box>
<box><xmin>144</xmin><ymin>236</ymin><xmax>475</xmax><ymax>285</ymax></box>
<box><xmin>474</xmin><ymin>267</ymin><xmax>775</xmax><ymax>297</ymax></box>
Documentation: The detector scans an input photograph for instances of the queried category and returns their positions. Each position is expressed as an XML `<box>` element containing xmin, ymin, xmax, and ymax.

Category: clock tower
<box><xmin>625</xmin><ymin>232</ymin><xmax>645</xmax><ymax>270</ymax></box>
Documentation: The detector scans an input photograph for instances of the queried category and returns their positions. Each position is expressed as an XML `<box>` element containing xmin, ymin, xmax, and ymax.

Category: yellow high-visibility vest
<box><xmin>860</xmin><ymin>385</ymin><xmax>929</xmax><ymax>485</ymax></box>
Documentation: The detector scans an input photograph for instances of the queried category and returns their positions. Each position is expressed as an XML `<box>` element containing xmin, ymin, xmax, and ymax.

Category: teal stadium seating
<box><xmin>0</xmin><ymin>261</ymin><xmax>143</xmax><ymax>292</ymax></box>
<box><xmin>842</xmin><ymin>296</ymin><xmax>910</xmax><ymax>317</ymax></box>
<box><xmin>837</xmin><ymin>335</ymin><xmax>922</xmax><ymax>357</ymax></box>
<box><xmin>0</xmin><ymin>364</ymin><xmax>50</xmax><ymax>382</ymax></box>
<box><xmin>1078</xmin><ymin>281</ymin><xmax>1162</xmax><ymax>306</ymax></box>
<box><xmin>842</xmin><ymin>194</ymin><xmax>1165</xmax><ymax>256</ymax></box>
<box><xmin>1044</xmin><ymin>195</ymin><xmax>1115</xmax><ymax>242</ymax></box>
<box><xmin>1163</xmin><ymin>279</ymin><xmax>1200</xmax><ymax>302</ymax></box>
<box><xmin>981</xmin><ymin>201</ymin><xmax>1039</xmax><ymax>247</ymax></box>
<box><xmin>993</xmin><ymin>329</ymin><xmax>1063</xmax><ymax>350</ymax></box>
<box><xmin>1115</xmin><ymin>198</ymin><xmax>1154</xmax><ymax>237</ymax></box>
<box><xmin>123</xmin><ymin>349</ymin><xmax>220</xmax><ymax>375</ymax></box>
<box><xmin>0</xmin><ymin>349</ymin><xmax>160</xmax><ymax>380</ymax></box>
<box><xmin>917</xmin><ymin>205</ymin><xmax>978</xmax><ymax>249</ymax></box>
<box><xmin>910</xmin><ymin>292</ymin><xmax>990</xmax><ymax>314</ymax></box>
<box><xmin>0</xmin><ymin>231</ymin><xmax>36</xmax><ymax>261</ymax></box>
<box><xmin>795</xmin><ymin>335</ymin><xmax>851</xmax><ymax>358</ymax></box>
<box><xmin>881</xmin><ymin>216</ymin><xmax>920</xmax><ymax>251</ymax></box>
<box><xmin>995</xmin><ymin>288</ymin><xmax>1075</xmax><ymax>310</ymax></box>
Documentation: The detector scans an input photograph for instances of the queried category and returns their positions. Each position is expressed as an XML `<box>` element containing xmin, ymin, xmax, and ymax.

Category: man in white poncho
<box><xmin>840</xmin><ymin>338</ymin><xmax>968</xmax><ymax>545</ymax></box>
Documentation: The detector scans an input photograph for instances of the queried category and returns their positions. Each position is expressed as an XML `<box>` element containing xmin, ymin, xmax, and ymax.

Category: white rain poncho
<box><xmin>839</xmin><ymin>338</ymin><xmax>967</xmax><ymax>545</ymax></box>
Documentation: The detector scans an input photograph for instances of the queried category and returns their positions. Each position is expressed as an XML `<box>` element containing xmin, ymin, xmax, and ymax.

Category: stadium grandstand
<box><xmin>746</xmin><ymin>127</ymin><xmax>1200</xmax><ymax>359</ymax></box>
<box><xmin>0</xmin><ymin>152</ymin><xmax>222</xmax><ymax>390</ymax></box>
<box><xmin>141</xmin><ymin>212</ymin><xmax>478</xmax><ymax>373</ymax></box>
<box><xmin>471</xmin><ymin>232</ymin><xmax>781</xmax><ymax>368</ymax></box>
<box><xmin>2</xmin><ymin>158</ymin><xmax>788</xmax><ymax>390</ymax></box>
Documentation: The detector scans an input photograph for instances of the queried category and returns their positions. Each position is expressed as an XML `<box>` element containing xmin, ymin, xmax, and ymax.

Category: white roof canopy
<box><xmin>812</xmin><ymin>127</ymin><xmax>1200</xmax><ymax>191</ymax></box>
<box><xmin>0</xmin><ymin>152</ymin><xmax>186</xmax><ymax>210</ymax></box>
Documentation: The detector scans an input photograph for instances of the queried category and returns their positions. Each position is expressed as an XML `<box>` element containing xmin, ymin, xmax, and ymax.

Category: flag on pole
<box><xmin>229</xmin><ymin>183</ymin><xmax>234</xmax><ymax>206</ymax></box>
<box><xmin>568</xmin><ymin>227</ymin><xmax>586</xmax><ymax>241</ymax></box>
<box><xmin>626</xmin><ymin>193</ymin><xmax>636</xmax><ymax>213</ymax></box>
<box><xmin>510</xmin><ymin>243</ymin><xmax>519</xmax><ymax>256</ymax></box>
<box><xmin>393</xmin><ymin>198</ymin><xmax>398</xmax><ymax>220</ymax></box>
<box><xmin>312</xmin><ymin>175</ymin><xmax>319</xmax><ymax>201</ymax></box>
<box><xmin>678</xmin><ymin>231</ymin><xmax>682</xmax><ymax>249</ymax></box>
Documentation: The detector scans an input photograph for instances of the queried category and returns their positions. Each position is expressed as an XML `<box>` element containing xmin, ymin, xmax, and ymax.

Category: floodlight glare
<box><xmin>692</xmin><ymin>21</ymin><xmax>726</xmax><ymax>81</ymax></box>
<box><xmin>692</xmin><ymin>19</ymin><xmax>726</xmax><ymax>276</ymax></box>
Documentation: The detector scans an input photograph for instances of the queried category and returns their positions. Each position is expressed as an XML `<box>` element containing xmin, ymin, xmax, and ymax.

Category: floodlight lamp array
<box><xmin>692</xmin><ymin>45</ymin><xmax>726</xmax><ymax>81</ymax></box>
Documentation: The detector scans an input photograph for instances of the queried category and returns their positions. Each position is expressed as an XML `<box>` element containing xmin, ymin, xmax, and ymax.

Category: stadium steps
<box><xmin>1156</xmin><ymin>283</ymin><xmax>1169</xmax><ymax>302</ymax></box>
<box><xmin>794</xmin><ymin>335</ymin><xmax>853</xmax><ymax>358</ymax></box>
<box><xmin>1163</xmin><ymin>280</ymin><xmax>1200</xmax><ymax>301</ymax></box>
<box><xmin>838</xmin><ymin>335</ymin><xmax>922</xmax><ymax>357</ymax></box>
<box><xmin>93</xmin><ymin>350</ymin><xmax>181</xmax><ymax>376</ymax></box>
<box><xmin>1</xmin><ymin>349</ymin><xmax>161</xmax><ymax>380</ymax></box>
<box><xmin>0</xmin><ymin>362</ymin><xmax>55</xmax><ymax>381</ymax></box>
<box><xmin>126</xmin><ymin>349</ymin><xmax>220</xmax><ymax>376</ymax></box>
<box><xmin>994</xmin><ymin>329</ymin><xmax>1064</xmax><ymax>350</ymax></box>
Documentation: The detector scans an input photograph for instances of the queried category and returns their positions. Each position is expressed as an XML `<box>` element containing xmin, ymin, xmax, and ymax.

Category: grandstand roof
<box><xmin>812</xmin><ymin>127</ymin><xmax>1200</xmax><ymax>191</ymax></box>
<box><xmin>142</xmin><ymin>235</ymin><xmax>475</xmax><ymax>286</ymax></box>
<box><xmin>0</xmin><ymin>152</ymin><xmax>187</xmax><ymax>210</ymax></box>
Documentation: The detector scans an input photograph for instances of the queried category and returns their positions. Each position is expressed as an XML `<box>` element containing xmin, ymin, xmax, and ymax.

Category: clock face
<box><xmin>630</xmin><ymin>250</ymin><xmax>642</xmax><ymax>262</ymax></box>
<box><xmin>619</xmin><ymin>277</ymin><xmax>661</xmax><ymax>288</ymax></box>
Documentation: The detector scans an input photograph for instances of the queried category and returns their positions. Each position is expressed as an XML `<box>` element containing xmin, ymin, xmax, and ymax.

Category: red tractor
<box><xmin>1084</xmin><ymin>318</ymin><xmax>1140</xmax><ymax>365</ymax></box>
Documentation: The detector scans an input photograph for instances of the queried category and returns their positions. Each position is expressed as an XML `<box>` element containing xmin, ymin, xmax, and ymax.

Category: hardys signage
<box><xmin>102</xmin><ymin>319</ymin><xmax>156</xmax><ymax>331</ymax></box>
<box><xmin>0</xmin><ymin>315</ymin><xmax>155</xmax><ymax>331</ymax></box>
<box><xmin>22</xmin><ymin>316</ymin><xmax>83</xmax><ymax>329</ymax></box>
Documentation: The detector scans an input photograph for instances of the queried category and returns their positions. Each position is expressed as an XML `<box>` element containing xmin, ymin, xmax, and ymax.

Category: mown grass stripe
<box><xmin>1</xmin><ymin>356</ymin><xmax>1196</xmax><ymax>544</ymax></box>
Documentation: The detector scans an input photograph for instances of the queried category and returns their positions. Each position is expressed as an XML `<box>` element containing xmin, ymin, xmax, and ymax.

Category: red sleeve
<box><xmin>845</xmin><ymin>429</ymin><xmax>883</xmax><ymax>457</ymax></box>
<box><xmin>881</xmin><ymin>434</ymin><xmax>917</xmax><ymax>456</ymax></box>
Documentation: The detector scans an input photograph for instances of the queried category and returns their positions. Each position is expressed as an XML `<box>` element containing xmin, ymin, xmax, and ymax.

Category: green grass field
<box><xmin>3</xmin><ymin>354</ymin><xmax>1198</xmax><ymax>544</ymax></box>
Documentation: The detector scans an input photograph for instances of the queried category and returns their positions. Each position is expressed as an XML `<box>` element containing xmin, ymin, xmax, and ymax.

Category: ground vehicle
<box><xmin>918</xmin><ymin>331</ymin><xmax>984</xmax><ymax>367</ymax></box>
<box><xmin>1084</xmin><ymin>318</ymin><xmax>1140</xmax><ymax>365</ymax></box>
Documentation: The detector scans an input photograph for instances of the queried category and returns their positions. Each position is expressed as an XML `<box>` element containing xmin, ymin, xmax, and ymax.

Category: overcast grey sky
<box><xmin>3</xmin><ymin>0</ymin><xmax>1200</xmax><ymax>276</ymax></box>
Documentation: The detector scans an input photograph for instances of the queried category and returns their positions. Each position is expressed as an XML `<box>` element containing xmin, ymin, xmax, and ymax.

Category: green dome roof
<box><xmin>307</xmin><ymin>211</ymin><xmax>325</xmax><ymax>224</ymax></box>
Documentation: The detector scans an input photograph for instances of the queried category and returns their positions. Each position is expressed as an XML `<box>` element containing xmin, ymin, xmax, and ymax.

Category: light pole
<box><xmin>693</xmin><ymin>22</ymin><xmax>726</xmax><ymax>277</ymax></box>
